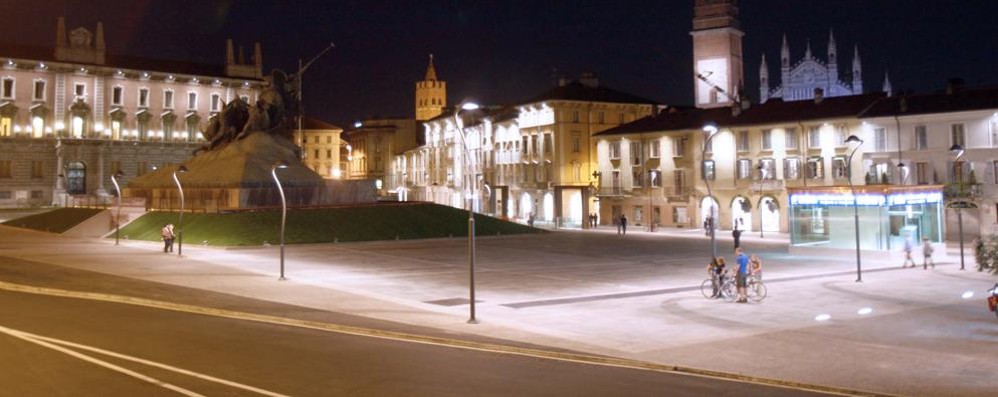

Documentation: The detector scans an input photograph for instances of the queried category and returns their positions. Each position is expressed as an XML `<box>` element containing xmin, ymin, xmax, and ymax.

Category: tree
<box><xmin>975</xmin><ymin>234</ymin><xmax>998</xmax><ymax>275</ymax></box>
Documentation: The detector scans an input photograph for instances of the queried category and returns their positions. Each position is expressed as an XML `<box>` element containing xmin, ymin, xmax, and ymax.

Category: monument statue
<box><xmin>197</xmin><ymin>69</ymin><xmax>300</xmax><ymax>154</ymax></box>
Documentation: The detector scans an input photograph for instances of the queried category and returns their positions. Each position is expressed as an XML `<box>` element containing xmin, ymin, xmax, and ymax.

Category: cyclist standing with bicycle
<box><xmin>735</xmin><ymin>248</ymin><xmax>749</xmax><ymax>303</ymax></box>
<box><xmin>707</xmin><ymin>257</ymin><xmax>727</xmax><ymax>298</ymax></box>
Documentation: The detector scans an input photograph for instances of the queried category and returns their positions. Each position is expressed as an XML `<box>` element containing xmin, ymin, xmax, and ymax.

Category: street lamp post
<box><xmin>757</xmin><ymin>165</ymin><xmax>767</xmax><ymax>239</ymax></box>
<box><xmin>454</xmin><ymin>101</ymin><xmax>480</xmax><ymax>324</ymax></box>
<box><xmin>701</xmin><ymin>123</ymin><xmax>719</xmax><ymax>259</ymax></box>
<box><xmin>110</xmin><ymin>170</ymin><xmax>124</xmax><ymax>246</ymax></box>
<box><xmin>272</xmin><ymin>160</ymin><xmax>289</xmax><ymax>280</ymax></box>
<box><xmin>845</xmin><ymin>135</ymin><xmax>864</xmax><ymax>282</ymax></box>
<box><xmin>172</xmin><ymin>165</ymin><xmax>188</xmax><ymax>257</ymax></box>
<box><xmin>950</xmin><ymin>144</ymin><xmax>966</xmax><ymax>271</ymax></box>
<box><xmin>295</xmin><ymin>42</ymin><xmax>336</xmax><ymax>161</ymax></box>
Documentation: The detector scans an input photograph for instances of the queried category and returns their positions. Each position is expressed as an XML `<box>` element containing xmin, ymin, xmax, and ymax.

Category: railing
<box><xmin>944</xmin><ymin>182</ymin><xmax>982</xmax><ymax>199</ymax></box>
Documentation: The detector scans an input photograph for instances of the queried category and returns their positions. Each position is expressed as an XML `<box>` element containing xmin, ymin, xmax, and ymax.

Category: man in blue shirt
<box><xmin>735</xmin><ymin>247</ymin><xmax>749</xmax><ymax>303</ymax></box>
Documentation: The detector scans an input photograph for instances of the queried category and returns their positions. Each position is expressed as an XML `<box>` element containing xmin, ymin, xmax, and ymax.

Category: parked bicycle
<box><xmin>707</xmin><ymin>271</ymin><xmax>766</xmax><ymax>302</ymax></box>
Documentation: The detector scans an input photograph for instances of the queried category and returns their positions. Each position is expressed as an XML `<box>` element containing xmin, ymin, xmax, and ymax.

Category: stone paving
<box><xmin>2</xmin><ymin>224</ymin><xmax>996</xmax><ymax>396</ymax></box>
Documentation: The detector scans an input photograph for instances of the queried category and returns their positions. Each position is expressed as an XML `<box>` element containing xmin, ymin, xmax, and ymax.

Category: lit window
<box><xmin>138</xmin><ymin>88</ymin><xmax>149</xmax><ymax>108</ymax></box>
<box><xmin>702</xmin><ymin>160</ymin><xmax>715</xmax><ymax>181</ymax></box>
<box><xmin>188</xmin><ymin>92</ymin><xmax>197</xmax><ymax>110</ymax></box>
<box><xmin>951</xmin><ymin>124</ymin><xmax>966</xmax><ymax>147</ymax></box>
<box><xmin>761</xmin><ymin>129</ymin><xmax>772</xmax><ymax>150</ymax></box>
<box><xmin>874</xmin><ymin>128</ymin><xmax>887</xmax><ymax>151</ymax></box>
<box><xmin>785</xmin><ymin>128</ymin><xmax>799</xmax><ymax>149</ymax></box>
<box><xmin>806</xmin><ymin>157</ymin><xmax>824</xmax><ymax>179</ymax></box>
<box><xmin>164</xmin><ymin>90</ymin><xmax>174</xmax><ymax>109</ymax></box>
<box><xmin>914</xmin><ymin>125</ymin><xmax>927</xmax><ymax>150</ymax></box>
<box><xmin>737</xmin><ymin>130</ymin><xmax>749</xmax><ymax>152</ymax></box>
<box><xmin>736</xmin><ymin>159</ymin><xmax>751</xmax><ymax>180</ymax></box>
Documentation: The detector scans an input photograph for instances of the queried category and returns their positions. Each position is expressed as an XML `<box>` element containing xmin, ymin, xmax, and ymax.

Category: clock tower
<box><xmin>691</xmin><ymin>0</ymin><xmax>744</xmax><ymax>109</ymax></box>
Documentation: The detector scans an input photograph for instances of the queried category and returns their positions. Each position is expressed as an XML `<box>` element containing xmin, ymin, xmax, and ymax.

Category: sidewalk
<box><xmin>2</xmin><ymin>225</ymin><xmax>996</xmax><ymax>396</ymax></box>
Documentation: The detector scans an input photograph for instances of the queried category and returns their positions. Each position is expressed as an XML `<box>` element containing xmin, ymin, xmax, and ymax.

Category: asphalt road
<box><xmin>0</xmin><ymin>269</ymin><xmax>834</xmax><ymax>397</ymax></box>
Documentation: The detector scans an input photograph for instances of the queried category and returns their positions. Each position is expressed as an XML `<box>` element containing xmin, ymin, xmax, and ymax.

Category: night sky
<box><xmin>3</xmin><ymin>1</ymin><xmax>998</xmax><ymax>128</ymax></box>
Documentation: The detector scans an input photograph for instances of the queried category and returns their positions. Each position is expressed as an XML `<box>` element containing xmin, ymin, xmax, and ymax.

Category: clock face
<box><xmin>697</xmin><ymin>58</ymin><xmax>729</xmax><ymax>105</ymax></box>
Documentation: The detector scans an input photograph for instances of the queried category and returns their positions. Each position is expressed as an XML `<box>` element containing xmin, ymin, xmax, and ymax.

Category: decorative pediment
<box><xmin>0</xmin><ymin>101</ymin><xmax>19</xmax><ymax>117</ymax></box>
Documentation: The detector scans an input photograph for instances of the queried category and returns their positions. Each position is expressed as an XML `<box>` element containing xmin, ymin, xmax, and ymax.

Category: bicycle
<box><xmin>746</xmin><ymin>274</ymin><xmax>767</xmax><ymax>302</ymax></box>
<box><xmin>700</xmin><ymin>271</ymin><xmax>725</xmax><ymax>299</ymax></box>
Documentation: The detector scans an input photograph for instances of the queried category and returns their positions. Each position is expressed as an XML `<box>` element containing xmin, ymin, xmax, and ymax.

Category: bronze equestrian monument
<box><xmin>124</xmin><ymin>70</ymin><xmax>330</xmax><ymax>211</ymax></box>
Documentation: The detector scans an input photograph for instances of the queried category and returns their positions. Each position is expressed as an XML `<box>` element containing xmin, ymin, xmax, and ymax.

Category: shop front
<box><xmin>788</xmin><ymin>185</ymin><xmax>944</xmax><ymax>257</ymax></box>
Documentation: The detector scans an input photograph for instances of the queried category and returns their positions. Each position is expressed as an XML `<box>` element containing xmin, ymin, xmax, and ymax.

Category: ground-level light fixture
<box><xmin>272</xmin><ymin>160</ymin><xmax>290</xmax><ymax>280</ymax></box>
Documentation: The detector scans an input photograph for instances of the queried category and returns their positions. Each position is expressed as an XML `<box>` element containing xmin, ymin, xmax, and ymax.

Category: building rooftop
<box><xmin>860</xmin><ymin>86</ymin><xmax>998</xmax><ymax>117</ymax></box>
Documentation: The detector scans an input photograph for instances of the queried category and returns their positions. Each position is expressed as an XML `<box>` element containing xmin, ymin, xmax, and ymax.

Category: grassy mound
<box><xmin>118</xmin><ymin>202</ymin><xmax>538</xmax><ymax>246</ymax></box>
<box><xmin>2</xmin><ymin>208</ymin><xmax>105</xmax><ymax>233</ymax></box>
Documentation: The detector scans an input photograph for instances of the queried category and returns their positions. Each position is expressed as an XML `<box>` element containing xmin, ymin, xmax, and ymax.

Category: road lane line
<box><xmin>0</xmin><ymin>280</ymin><xmax>896</xmax><ymax>397</ymax></box>
<box><xmin>9</xmin><ymin>327</ymin><xmax>292</xmax><ymax>397</ymax></box>
<box><xmin>0</xmin><ymin>325</ymin><xmax>206</xmax><ymax>397</ymax></box>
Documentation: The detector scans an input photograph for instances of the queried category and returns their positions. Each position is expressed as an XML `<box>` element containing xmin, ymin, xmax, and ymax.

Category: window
<box><xmin>164</xmin><ymin>90</ymin><xmax>174</xmax><ymax>109</ymax></box>
<box><xmin>806</xmin><ymin>157</ymin><xmax>823</xmax><ymax>179</ymax></box>
<box><xmin>737</xmin><ymin>130</ymin><xmax>749</xmax><ymax>152</ymax></box>
<box><xmin>917</xmin><ymin>162</ymin><xmax>930</xmax><ymax>185</ymax></box>
<box><xmin>31</xmin><ymin>161</ymin><xmax>43</xmax><ymax>179</ymax></box>
<box><xmin>649</xmin><ymin>140</ymin><xmax>660</xmax><ymax>158</ymax></box>
<box><xmin>0</xmin><ymin>191</ymin><xmax>10</xmax><ymax>199</ymax></box>
<box><xmin>784</xmin><ymin>157</ymin><xmax>801</xmax><ymax>179</ymax></box>
<box><xmin>951</xmin><ymin>123</ymin><xmax>965</xmax><ymax>147</ymax></box>
<box><xmin>914</xmin><ymin>125</ymin><xmax>927</xmax><ymax>150</ymax></box>
<box><xmin>314</xmin><ymin>136</ymin><xmax>319</xmax><ymax>144</ymax></box>
<box><xmin>33</xmin><ymin>80</ymin><xmax>45</xmax><ymax>101</ymax></box>
<box><xmin>609</xmin><ymin>142</ymin><xmax>621</xmax><ymax>159</ymax></box>
<box><xmin>761</xmin><ymin>129</ymin><xmax>773</xmax><ymax>150</ymax></box>
<box><xmin>571</xmin><ymin>133</ymin><xmax>580</xmax><ymax>153</ymax></box>
<box><xmin>952</xmin><ymin>161</ymin><xmax>967</xmax><ymax>183</ymax></box>
<box><xmin>314</xmin><ymin>149</ymin><xmax>319</xmax><ymax>159</ymax></box>
<box><xmin>808</xmin><ymin>126</ymin><xmax>821</xmax><ymax>148</ymax></box>
<box><xmin>831</xmin><ymin>156</ymin><xmax>847</xmax><ymax>179</ymax></box>
<box><xmin>785</xmin><ymin>127</ymin><xmax>799</xmax><ymax>149</ymax></box>
<box><xmin>327</xmin><ymin>136</ymin><xmax>332</xmax><ymax>144</ymax></box>
<box><xmin>759</xmin><ymin>158</ymin><xmax>776</xmax><ymax>179</ymax></box>
<box><xmin>188</xmin><ymin>92</ymin><xmax>197</xmax><ymax>110</ymax></box>
<box><xmin>571</xmin><ymin>111</ymin><xmax>579</xmax><ymax>123</ymax></box>
<box><xmin>326</xmin><ymin>149</ymin><xmax>332</xmax><ymax>158</ymax></box>
<box><xmin>211</xmin><ymin>93</ymin><xmax>221</xmax><ymax>112</ymax></box>
<box><xmin>74</xmin><ymin>83</ymin><xmax>85</xmax><ymax>98</ymax></box>
<box><xmin>630</xmin><ymin>141</ymin><xmax>641</xmax><ymax>165</ymax></box>
<box><xmin>834</xmin><ymin>125</ymin><xmax>848</xmax><ymax>147</ymax></box>
<box><xmin>598</xmin><ymin>111</ymin><xmax>605</xmax><ymax>124</ymax></box>
<box><xmin>1</xmin><ymin>78</ymin><xmax>14</xmax><ymax>99</ymax></box>
<box><xmin>543</xmin><ymin>134</ymin><xmax>552</xmax><ymax>154</ymax></box>
<box><xmin>631</xmin><ymin>169</ymin><xmax>643</xmax><ymax>187</ymax></box>
<box><xmin>874</xmin><ymin>127</ymin><xmax>887</xmax><ymax>151</ymax></box>
<box><xmin>138</xmin><ymin>88</ymin><xmax>149</xmax><ymax>108</ymax></box>
<box><xmin>112</xmin><ymin>86</ymin><xmax>123</xmax><ymax>105</ymax></box>
<box><xmin>649</xmin><ymin>170</ymin><xmax>662</xmax><ymax>187</ymax></box>
<box><xmin>31</xmin><ymin>190</ymin><xmax>42</xmax><ymax>199</ymax></box>
<box><xmin>673</xmin><ymin>137</ymin><xmax>687</xmax><ymax>157</ymax></box>
<box><xmin>736</xmin><ymin>158</ymin><xmax>751</xmax><ymax>180</ymax></box>
<box><xmin>702</xmin><ymin>160</ymin><xmax>715</xmax><ymax>181</ymax></box>
<box><xmin>0</xmin><ymin>160</ymin><xmax>13</xmax><ymax>178</ymax></box>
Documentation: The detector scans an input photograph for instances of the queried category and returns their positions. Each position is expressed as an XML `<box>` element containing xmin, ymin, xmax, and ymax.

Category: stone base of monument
<box><xmin>124</xmin><ymin>132</ymin><xmax>328</xmax><ymax>211</ymax></box>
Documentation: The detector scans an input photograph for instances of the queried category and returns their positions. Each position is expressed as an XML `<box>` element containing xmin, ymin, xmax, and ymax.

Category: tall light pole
<box><xmin>757</xmin><ymin>165</ymin><xmax>767</xmax><ymax>238</ymax></box>
<box><xmin>701</xmin><ymin>123</ymin><xmax>719</xmax><ymax>259</ymax></box>
<box><xmin>845</xmin><ymin>135</ymin><xmax>864</xmax><ymax>282</ymax></box>
<box><xmin>454</xmin><ymin>101</ymin><xmax>480</xmax><ymax>324</ymax></box>
<box><xmin>272</xmin><ymin>160</ymin><xmax>289</xmax><ymax>280</ymax></box>
<box><xmin>296</xmin><ymin>42</ymin><xmax>336</xmax><ymax>161</ymax></box>
<box><xmin>950</xmin><ymin>144</ymin><xmax>966</xmax><ymax>271</ymax></box>
<box><xmin>172</xmin><ymin>165</ymin><xmax>188</xmax><ymax>257</ymax></box>
<box><xmin>110</xmin><ymin>170</ymin><xmax>124</xmax><ymax>246</ymax></box>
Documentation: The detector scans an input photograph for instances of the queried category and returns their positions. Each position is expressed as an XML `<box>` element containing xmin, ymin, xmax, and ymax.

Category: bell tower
<box><xmin>415</xmin><ymin>54</ymin><xmax>447</xmax><ymax>121</ymax></box>
<box><xmin>691</xmin><ymin>0</ymin><xmax>744</xmax><ymax>109</ymax></box>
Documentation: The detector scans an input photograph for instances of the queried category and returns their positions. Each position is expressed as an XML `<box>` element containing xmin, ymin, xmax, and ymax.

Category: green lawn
<box><xmin>118</xmin><ymin>202</ymin><xmax>539</xmax><ymax>246</ymax></box>
<box><xmin>1</xmin><ymin>208</ymin><xmax>105</xmax><ymax>233</ymax></box>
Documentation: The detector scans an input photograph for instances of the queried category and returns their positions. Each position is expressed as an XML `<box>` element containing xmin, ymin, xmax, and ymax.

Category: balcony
<box><xmin>944</xmin><ymin>182</ymin><xmax>982</xmax><ymax>200</ymax></box>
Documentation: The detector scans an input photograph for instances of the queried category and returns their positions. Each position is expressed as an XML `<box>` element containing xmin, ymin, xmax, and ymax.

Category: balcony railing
<box><xmin>944</xmin><ymin>182</ymin><xmax>982</xmax><ymax>200</ymax></box>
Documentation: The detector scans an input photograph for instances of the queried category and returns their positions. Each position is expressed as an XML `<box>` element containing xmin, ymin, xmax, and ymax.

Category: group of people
<box><xmin>901</xmin><ymin>235</ymin><xmax>935</xmax><ymax>269</ymax></box>
<box><xmin>161</xmin><ymin>223</ymin><xmax>175</xmax><ymax>253</ymax></box>
<box><xmin>616</xmin><ymin>214</ymin><xmax>628</xmax><ymax>235</ymax></box>
<box><xmin>707</xmin><ymin>247</ymin><xmax>762</xmax><ymax>303</ymax></box>
<box><xmin>587</xmin><ymin>213</ymin><xmax>599</xmax><ymax>228</ymax></box>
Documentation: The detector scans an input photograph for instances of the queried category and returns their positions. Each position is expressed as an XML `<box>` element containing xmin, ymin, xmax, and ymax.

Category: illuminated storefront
<box><xmin>788</xmin><ymin>185</ymin><xmax>943</xmax><ymax>251</ymax></box>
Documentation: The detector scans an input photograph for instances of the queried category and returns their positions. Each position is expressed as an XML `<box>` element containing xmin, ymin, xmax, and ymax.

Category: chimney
<box><xmin>226</xmin><ymin>39</ymin><xmax>234</xmax><ymax>65</ymax></box>
<box><xmin>56</xmin><ymin>17</ymin><xmax>67</xmax><ymax>48</ymax></box>
<box><xmin>238</xmin><ymin>45</ymin><xmax>245</xmax><ymax>64</ymax></box>
<box><xmin>253</xmin><ymin>42</ymin><xmax>263</xmax><ymax>77</ymax></box>
<box><xmin>579</xmin><ymin>72</ymin><xmax>599</xmax><ymax>88</ymax></box>
<box><xmin>945</xmin><ymin>78</ymin><xmax>964</xmax><ymax>95</ymax></box>
<box><xmin>813</xmin><ymin>88</ymin><xmax>824</xmax><ymax>104</ymax></box>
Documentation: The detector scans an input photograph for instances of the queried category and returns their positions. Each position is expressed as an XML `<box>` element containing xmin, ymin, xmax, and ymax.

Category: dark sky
<box><xmin>4</xmin><ymin>1</ymin><xmax>998</xmax><ymax>128</ymax></box>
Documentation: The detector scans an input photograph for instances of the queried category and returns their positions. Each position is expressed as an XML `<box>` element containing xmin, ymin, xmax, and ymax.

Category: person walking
<box><xmin>732</xmin><ymin>222</ymin><xmax>743</xmax><ymax>249</ymax></box>
<box><xmin>735</xmin><ymin>247</ymin><xmax>749</xmax><ymax>303</ymax></box>
<box><xmin>620</xmin><ymin>214</ymin><xmax>628</xmax><ymax>235</ymax></box>
<box><xmin>921</xmin><ymin>237</ymin><xmax>935</xmax><ymax>269</ymax></box>
<box><xmin>161</xmin><ymin>223</ymin><xmax>175</xmax><ymax>253</ymax></box>
<box><xmin>902</xmin><ymin>235</ymin><xmax>916</xmax><ymax>268</ymax></box>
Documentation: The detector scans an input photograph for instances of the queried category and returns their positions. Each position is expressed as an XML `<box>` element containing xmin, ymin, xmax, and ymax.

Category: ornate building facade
<box><xmin>0</xmin><ymin>17</ymin><xmax>265</xmax><ymax>207</ymax></box>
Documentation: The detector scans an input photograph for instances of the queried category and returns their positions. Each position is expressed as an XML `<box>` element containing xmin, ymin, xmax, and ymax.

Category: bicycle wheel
<box><xmin>701</xmin><ymin>279</ymin><xmax>716</xmax><ymax>299</ymax></box>
<box><xmin>749</xmin><ymin>281</ymin><xmax>767</xmax><ymax>302</ymax></box>
<box><xmin>721</xmin><ymin>280</ymin><xmax>736</xmax><ymax>302</ymax></box>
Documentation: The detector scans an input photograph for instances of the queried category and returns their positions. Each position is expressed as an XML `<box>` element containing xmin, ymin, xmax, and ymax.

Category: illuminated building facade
<box><xmin>294</xmin><ymin>117</ymin><xmax>344</xmax><ymax>179</ymax></box>
<box><xmin>0</xmin><ymin>17</ymin><xmax>264</xmax><ymax>207</ymax></box>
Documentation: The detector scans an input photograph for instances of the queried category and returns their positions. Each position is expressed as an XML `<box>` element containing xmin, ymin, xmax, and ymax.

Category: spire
<box><xmin>827</xmin><ymin>28</ymin><xmax>838</xmax><ymax>79</ymax></box>
<box><xmin>883</xmin><ymin>70</ymin><xmax>892</xmax><ymax>97</ymax></box>
<box><xmin>760</xmin><ymin>53</ymin><xmax>769</xmax><ymax>79</ymax></box>
<box><xmin>805</xmin><ymin>39</ymin><xmax>812</xmax><ymax>59</ymax></box>
<box><xmin>95</xmin><ymin>22</ymin><xmax>105</xmax><ymax>50</ymax></box>
<box><xmin>852</xmin><ymin>45</ymin><xmax>863</xmax><ymax>94</ymax></box>
<box><xmin>424</xmin><ymin>54</ymin><xmax>438</xmax><ymax>81</ymax></box>
<box><xmin>781</xmin><ymin>34</ymin><xmax>789</xmax><ymax>59</ymax></box>
<box><xmin>56</xmin><ymin>17</ymin><xmax>67</xmax><ymax>48</ymax></box>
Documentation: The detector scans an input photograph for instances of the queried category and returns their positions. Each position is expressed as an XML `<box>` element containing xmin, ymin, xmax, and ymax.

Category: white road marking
<box><xmin>0</xmin><ymin>325</ymin><xmax>291</xmax><ymax>397</ymax></box>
